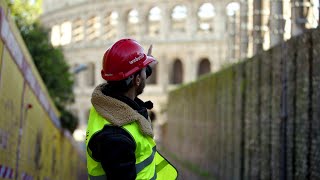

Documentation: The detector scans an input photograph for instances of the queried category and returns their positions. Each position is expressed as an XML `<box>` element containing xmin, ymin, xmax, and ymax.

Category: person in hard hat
<box><xmin>86</xmin><ymin>39</ymin><xmax>178</xmax><ymax>180</ymax></box>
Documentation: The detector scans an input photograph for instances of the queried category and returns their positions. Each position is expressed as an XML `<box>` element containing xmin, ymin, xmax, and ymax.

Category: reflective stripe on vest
<box><xmin>136</xmin><ymin>146</ymin><xmax>156</xmax><ymax>174</ymax></box>
<box><xmin>156</xmin><ymin>159</ymin><xmax>169</xmax><ymax>173</ymax></box>
<box><xmin>155</xmin><ymin>151</ymin><xmax>178</xmax><ymax>179</ymax></box>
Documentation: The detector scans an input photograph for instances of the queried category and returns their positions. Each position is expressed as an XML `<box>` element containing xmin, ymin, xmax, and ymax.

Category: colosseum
<box><xmin>40</xmin><ymin>0</ymin><xmax>319</xmax><ymax>144</ymax></box>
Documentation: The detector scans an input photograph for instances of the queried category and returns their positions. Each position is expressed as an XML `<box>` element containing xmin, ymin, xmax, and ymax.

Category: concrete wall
<box><xmin>0</xmin><ymin>2</ymin><xmax>86</xmax><ymax>179</ymax></box>
<box><xmin>164</xmin><ymin>28</ymin><xmax>320</xmax><ymax>180</ymax></box>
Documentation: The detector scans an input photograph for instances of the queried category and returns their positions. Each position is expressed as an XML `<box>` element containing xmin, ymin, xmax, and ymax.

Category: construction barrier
<box><xmin>0</xmin><ymin>1</ymin><xmax>86</xmax><ymax>179</ymax></box>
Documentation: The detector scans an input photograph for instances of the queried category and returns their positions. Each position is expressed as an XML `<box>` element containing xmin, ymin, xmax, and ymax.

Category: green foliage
<box><xmin>59</xmin><ymin>108</ymin><xmax>78</xmax><ymax>134</ymax></box>
<box><xmin>6</xmin><ymin>0</ymin><xmax>42</xmax><ymax>32</ymax></box>
<box><xmin>7</xmin><ymin>0</ymin><xmax>78</xmax><ymax>133</ymax></box>
<box><xmin>21</xmin><ymin>23</ymin><xmax>75</xmax><ymax>106</ymax></box>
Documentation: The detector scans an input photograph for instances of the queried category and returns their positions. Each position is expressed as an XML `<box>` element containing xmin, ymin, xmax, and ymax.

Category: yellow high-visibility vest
<box><xmin>86</xmin><ymin>107</ymin><xmax>178</xmax><ymax>180</ymax></box>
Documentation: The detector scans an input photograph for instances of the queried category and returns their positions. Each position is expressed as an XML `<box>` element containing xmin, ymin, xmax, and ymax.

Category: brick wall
<box><xmin>163</xmin><ymin>28</ymin><xmax>320</xmax><ymax>180</ymax></box>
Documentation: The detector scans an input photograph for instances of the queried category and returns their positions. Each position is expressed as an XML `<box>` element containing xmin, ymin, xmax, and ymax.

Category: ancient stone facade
<box><xmin>40</xmin><ymin>0</ymin><xmax>319</xmax><ymax>142</ymax></box>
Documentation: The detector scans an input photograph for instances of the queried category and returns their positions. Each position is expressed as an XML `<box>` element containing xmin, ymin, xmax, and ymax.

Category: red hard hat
<box><xmin>101</xmin><ymin>39</ymin><xmax>156</xmax><ymax>81</ymax></box>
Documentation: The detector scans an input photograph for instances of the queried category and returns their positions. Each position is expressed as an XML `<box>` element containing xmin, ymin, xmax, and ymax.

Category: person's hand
<box><xmin>147</xmin><ymin>44</ymin><xmax>153</xmax><ymax>56</ymax></box>
<box><xmin>147</xmin><ymin>45</ymin><xmax>158</xmax><ymax>69</ymax></box>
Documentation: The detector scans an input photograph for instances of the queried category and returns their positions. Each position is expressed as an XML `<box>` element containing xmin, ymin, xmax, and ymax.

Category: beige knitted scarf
<box><xmin>91</xmin><ymin>84</ymin><xmax>154</xmax><ymax>137</ymax></box>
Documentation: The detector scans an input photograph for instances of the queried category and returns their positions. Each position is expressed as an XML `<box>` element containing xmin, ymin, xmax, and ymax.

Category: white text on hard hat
<box><xmin>129</xmin><ymin>54</ymin><xmax>144</xmax><ymax>64</ymax></box>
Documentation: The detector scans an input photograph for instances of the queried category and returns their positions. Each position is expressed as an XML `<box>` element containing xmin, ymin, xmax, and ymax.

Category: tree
<box><xmin>7</xmin><ymin>0</ymin><xmax>78</xmax><ymax>133</ymax></box>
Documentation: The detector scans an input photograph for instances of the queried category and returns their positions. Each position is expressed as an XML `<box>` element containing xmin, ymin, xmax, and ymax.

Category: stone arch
<box><xmin>72</xmin><ymin>18</ymin><xmax>84</xmax><ymax>42</ymax></box>
<box><xmin>127</xmin><ymin>9</ymin><xmax>140</xmax><ymax>37</ymax></box>
<box><xmin>103</xmin><ymin>11</ymin><xmax>118</xmax><ymax>40</ymax></box>
<box><xmin>51</xmin><ymin>24</ymin><xmax>60</xmax><ymax>46</ymax></box>
<box><xmin>170</xmin><ymin>59</ymin><xmax>183</xmax><ymax>84</ymax></box>
<box><xmin>226</xmin><ymin>2</ymin><xmax>240</xmax><ymax>17</ymax></box>
<box><xmin>312</xmin><ymin>0</ymin><xmax>319</xmax><ymax>28</ymax></box>
<box><xmin>51</xmin><ymin>21</ymin><xmax>72</xmax><ymax>46</ymax></box>
<box><xmin>86</xmin><ymin>15</ymin><xmax>100</xmax><ymax>40</ymax></box>
<box><xmin>197</xmin><ymin>3</ymin><xmax>215</xmax><ymax>33</ymax></box>
<box><xmin>171</xmin><ymin>5</ymin><xmax>187</xmax><ymax>32</ymax></box>
<box><xmin>226</xmin><ymin>2</ymin><xmax>241</xmax><ymax>60</ymax></box>
<box><xmin>148</xmin><ymin>6</ymin><xmax>161</xmax><ymax>36</ymax></box>
<box><xmin>197</xmin><ymin>58</ymin><xmax>211</xmax><ymax>77</ymax></box>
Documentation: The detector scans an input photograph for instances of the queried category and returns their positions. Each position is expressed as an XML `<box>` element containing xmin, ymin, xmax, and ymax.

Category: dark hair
<box><xmin>105</xmin><ymin>70</ymin><xmax>142</xmax><ymax>94</ymax></box>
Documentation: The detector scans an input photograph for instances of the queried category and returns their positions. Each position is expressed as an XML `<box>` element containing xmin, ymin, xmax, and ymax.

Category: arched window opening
<box><xmin>197</xmin><ymin>58</ymin><xmax>211</xmax><ymax>77</ymax></box>
<box><xmin>148</xmin><ymin>7</ymin><xmax>161</xmax><ymax>36</ymax></box>
<box><xmin>146</xmin><ymin>65</ymin><xmax>157</xmax><ymax>84</ymax></box>
<box><xmin>103</xmin><ymin>11</ymin><xmax>118</xmax><ymax>40</ymax></box>
<box><xmin>72</xmin><ymin>18</ymin><xmax>84</xmax><ymax>42</ymax></box>
<box><xmin>226</xmin><ymin>2</ymin><xmax>241</xmax><ymax>60</ymax></box>
<box><xmin>310</xmin><ymin>0</ymin><xmax>319</xmax><ymax>28</ymax></box>
<box><xmin>127</xmin><ymin>9</ymin><xmax>139</xmax><ymax>37</ymax></box>
<box><xmin>85</xmin><ymin>63</ymin><xmax>95</xmax><ymax>87</ymax></box>
<box><xmin>51</xmin><ymin>21</ymin><xmax>72</xmax><ymax>46</ymax></box>
<box><xmin>51</xmin><ymin>25</ymin><xmax>60</xmax><ymax>46</ymax></box>
<box><xmin>171</xmin><ymin>5</ymin><xmax>187</xmax><ymax>32</ymax></box>
<box><xmin>226</xmin><ymin>2</ymin><xmax>240</xmax><ymax>17</ymax></box>
<box><xmin>60</xmin><ymin>21</ymin><xmax>72</xmax><ymax>45</ymax></box>
<box><xmin>87</xmin><ymin>16</ymin><xmax>100</xmax><ymax>41</ymax></box>
<box><xmin>170</xmin><ymin>59</ymin><xmax>183</xmax><ymax>84</ymax></box>
<box><xmin>198</xmin><ymin>3</ymin><xmax>215</xmax><ymax>33</ymax></box>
